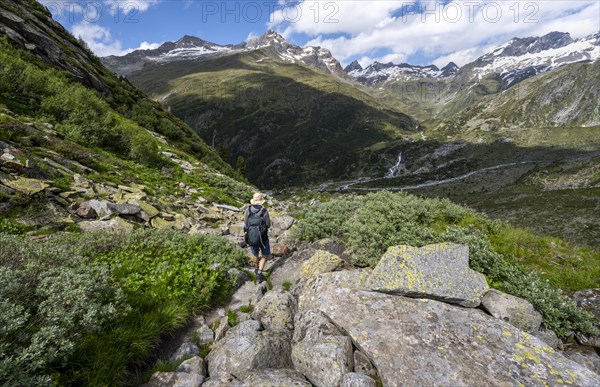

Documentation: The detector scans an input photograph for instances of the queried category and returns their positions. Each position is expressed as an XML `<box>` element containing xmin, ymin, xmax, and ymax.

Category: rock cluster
<box><xmin>148</xmin><ymin>242</ymin><xmax>600</xmax><ymax>386</ymax></box>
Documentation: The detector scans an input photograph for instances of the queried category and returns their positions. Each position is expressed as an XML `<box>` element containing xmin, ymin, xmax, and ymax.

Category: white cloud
<box><xmin>270</xmin><ymin>0</ymin><xmax>600</xmax><ymax>66</ymax></box>
<box><xmin>71</xmin><ymin>21</ymin><xmax>161</xmax><ymax>56</ymax></box>
<box><xmin>136</xmin><ymin>41</ymin><xmax>161</xmax><ymax>50</ymax></box>
<box><xmin>105</xmin><ymin>0</ymin><xmax>161</xmax><ymax>14</ymax></box>
<box><xmin>72</xmin><ymin>21</ymin><xmax>124</xmax><ymax>56</ymax></box>
<box><xmin>246</xmin><ymin>31</ymin><xmax>260</xmax><ymax>42</ymax></box>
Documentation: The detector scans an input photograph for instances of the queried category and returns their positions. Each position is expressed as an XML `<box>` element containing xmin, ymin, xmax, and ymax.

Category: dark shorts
<box><xmin>251</xmin><ymin>240</ymin><xmax>270</xmax><ymax>257</ymax></box>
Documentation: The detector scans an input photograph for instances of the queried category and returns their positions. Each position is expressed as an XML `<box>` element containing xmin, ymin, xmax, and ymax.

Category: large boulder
<box><xmin>252</xmin><ymin>290</ymin><xmax>296</xmax><ymax>335</ymax></box>
<box><xmin>300</xmin><ymin>250</ymin><xmax>345</xmax><ymax>279</ymax></box>
<box><xmin>481</xmin><ymin>289</ymin><xmax>543</xmax><ymax>333</ymax></box>
<box><xmin>292</xmin><ymin>336</ymin><xmax>353</xmax><ymax>387</ymax></box>
<box><xmin>231</xmin><ymin>369</ymin><xmax>311</xmax><ymax>386</ymax></box>
<box><xmin>206</xmin><ymin>320</ymin><xmax>292</xmax><ymax>380</ymax></box>
<box><xmin>292</xmin><ymin>309</ymin><xmax>354</xmax><ymax>387</ymax></box>
<box><xmin>302</xmin><ymin>280</ymin><xmax>599</xmax><ymax>387</ymax></box>
<box><xmin>365</xmin><ymin>243</ymin><xmax>488</xmax><ymax>307</ymax></box>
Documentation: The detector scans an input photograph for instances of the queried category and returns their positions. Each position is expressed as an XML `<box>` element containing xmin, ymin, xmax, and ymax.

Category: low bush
<box><xmin>0</xmin><ymin>229</ymin><xmax>245</xmax><ymax>385</ymax></box>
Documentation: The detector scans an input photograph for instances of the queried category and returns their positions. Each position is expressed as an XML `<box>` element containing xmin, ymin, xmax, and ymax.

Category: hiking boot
<box><xmin>256</xmin><ymin>272</ymin><xmax>264</xmax><ymax>284</ymax></box>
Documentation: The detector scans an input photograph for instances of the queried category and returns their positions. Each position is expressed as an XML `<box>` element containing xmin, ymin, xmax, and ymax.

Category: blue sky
<box><xmin>40</xmin><ymin>1</ymin><xmax>599</xmax><ymax>67</ymax></box>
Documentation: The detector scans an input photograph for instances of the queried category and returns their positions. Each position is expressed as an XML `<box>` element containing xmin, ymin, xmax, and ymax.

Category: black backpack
<box><xmin>246</xmin><ymin>206</ymin><xmax>267</xmax><ymax>247</ymax></box>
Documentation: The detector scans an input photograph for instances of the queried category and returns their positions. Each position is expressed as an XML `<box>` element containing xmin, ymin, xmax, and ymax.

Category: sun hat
<box><xmin>250</xmin><ymin>192</ymin><xmax>266</xmax><ymax>205</ymax></box>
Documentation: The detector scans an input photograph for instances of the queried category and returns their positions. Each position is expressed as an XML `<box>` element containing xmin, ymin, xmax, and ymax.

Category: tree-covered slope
<box><xmin>118</xmin><ymin>49</ymin><xmax>417</xmax><ymax>188</ymax></box>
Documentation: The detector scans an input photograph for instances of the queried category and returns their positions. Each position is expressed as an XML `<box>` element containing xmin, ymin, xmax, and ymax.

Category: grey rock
<box><xmin>534</xmin><ymin>327</ymin><xmax>563</xmax><ymax>350</ymax></box>
<box><xmin>481</xmin><ymin>289</ymin><xmax>543</xmax><ymax>333</ymax></box>
<box><xmin>214</xmin><ymin>316</ymin><xmax>230</xmax><ymax>341</ymax></box>
<box><xmin>252</xmin><ymin>290</ymin><xmax>296</xmax><ymax>335</ymax></box>
<box><xmin>147</xmin><ymin>372</ymin><xmax>203</xmax><ymax>387</ymax></box>
<box><xmin>78</xmin><ymin>217</ymin><xmax>134</xmax><ymax>233</ymax></box>
<box><xmin>75</xmin><ymin>205</ymin><xmax>97</xmax><ymax>219</ymax></box>
<box><xmin>175</xmin><ymin>356</ymin><xmax>206</xmax><ymax>377</ymax></box>
<box><xmin>206</xmin><ymin>320</ymin><xmax>292</xmax><ymax>380</ymax></box>
<box><xmin>228</xmin><ymin>268</ymin><xmax>249</xmax><ymax>290</ymax></box>
<box><xmin>109</xmin><ymin>202</ymin><xmax>141</xmax><ymax>215</ymax></box>
<box><xmin>169</xmin><ymin>342</ymin><xmax>200</xmax><ymax>364</ymax></box>
<box><xmin>292</xmin><ymin>309</ymin><xmax>354</xmax><ymax>387</ymax></box>
<box><xmin>201</xmin><ymin>372</ymin><xmax>237</xmax><ymax>387</ymax></box>
<box><xmin>563</xmin><ymin>345</ymin><xmax>600</xmax><ymax>374</ymax></box>
<box><xmin>573</xmin><ymin>289</ymin><xmax>600</xmax><ymax>349</ymax></box>
<box><xmin>292</xmin><ymin>335</ymin><xmax>354</xmax><ymax>387</ymax></box>
<box><xmin>301</xmin><ymin>277</ymin><xmax>600</xmax><ymax>387</ymax></box>
<box><xmin>300</xmin><ymin>250</ymin><xmax>344</xmax><ymax>279</ymax></box>
<box><xmin>271</xmin><ymin>215</ymin><xmax>296</xmax><ymax>232</ymax></box>
<box><xmin>353</xmin><ymin>350</ymin><xmax>377</xmax><ymax>378</ymax></box>
<box><xmin>292</xmin><ymin>309</ymin><xmax>342</xmax><ymax>343</ymax></box>
<box><xmin>79</xmin><ymin>199</ymin><xmax>113</xmax><ymax>218</ymax></box>
<box><xmin>231</xmin><ymin>369</ymin><xmax>311</xmax><ymax>386</ymax></box>
<box><xmin>215</xmin><ymin>204</ymin><xmax>240</xmax><ymax>212</ymax></box>
<box><xmin>196</xmin><ymin>324</ymin><xmax>214</xmax><ymax>345</ymax></box>
<box><xmin>341</xmin><ymin>373</ymin><xmax>377</xmax><ymax>387</ymax></box>
<box><xmin>365</xmin><ymin>243</ymin><xmax>488</xmax><ymax>307</ymax></box>
<box><xmin>256</xmin><ymin>282</ymin><xmax>268</xmax><ymax>301</ymax></box>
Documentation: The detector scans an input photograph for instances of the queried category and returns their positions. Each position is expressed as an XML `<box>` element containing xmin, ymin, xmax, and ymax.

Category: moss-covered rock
<box><xmin>4</xmin><ymin>177</ymin><xmax>48</xmax><ymax>195</ymax></box>
<box><xmin>365</xmin><ymin>243</ymin><xmax>488</xmax><ymax>307</ymax></box>
<box><xmin>300</xmin><ymin>250</ymin><xmax>344</xmax><ymax>279</ymax></box>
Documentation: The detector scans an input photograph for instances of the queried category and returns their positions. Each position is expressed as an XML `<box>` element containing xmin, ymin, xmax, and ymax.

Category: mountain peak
<box><xmin>344</xmin><ymin>60</ymin><xmax>363</xmax><ymax>73</ymax></box>
<box><xmin>491</xmin><ymin>31</ymin><xmax>574</xmax><ymax>58</ymax></box>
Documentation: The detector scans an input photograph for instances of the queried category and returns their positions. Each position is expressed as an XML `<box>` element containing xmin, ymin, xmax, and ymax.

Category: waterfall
<box><xmin>385</xmin><ymin>152</ymin><xmax>404</xmax><ymax>178</ymax></box>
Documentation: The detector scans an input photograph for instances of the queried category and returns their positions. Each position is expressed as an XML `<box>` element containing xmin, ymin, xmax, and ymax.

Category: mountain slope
<box><xmin>433</xmin><ymin>60</ymin><xmax>600</xmax><ymax>139</ymax></box>
<box><xmin>106</xmin><ymin>43</ymin><xmax>417</xmax><ymax>188</ymax></box>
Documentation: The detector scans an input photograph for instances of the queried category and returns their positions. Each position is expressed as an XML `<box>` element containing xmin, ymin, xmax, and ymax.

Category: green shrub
<box><xmin>0</xmin><ymin>229</ymin><xmax>246</xmax><ymax>385</ymax></box>
<box><xmin>293</xmin><ymin>198</ymin><xmax>360</xmax><ymax>242</ymax></box>
<box><xmin>0</xmin><ymin>234</ymin><xmax>127</xmax><ymax>386</ymax></box>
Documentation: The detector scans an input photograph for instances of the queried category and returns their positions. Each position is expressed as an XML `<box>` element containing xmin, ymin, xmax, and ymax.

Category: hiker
<box><xmin>244</xmin><ymin>192</ymin><xmax>271</xmax><ymax>283</ymax></box>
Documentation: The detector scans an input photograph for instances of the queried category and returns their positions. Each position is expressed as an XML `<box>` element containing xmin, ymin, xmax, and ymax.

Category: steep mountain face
<box><xmin>457</xmin><ymin>31</ymin><xmax>600</xmax><ymax>91</ymax></box>
<box><xmin>436</xmin><ymin>60</ymin><xmax>600</xmax><ymax>136</ymax></box>
<box><xmin>103</xmin><ymin>30</ymin><xmax>347</xmax><ymax>78</ymax></box>
<box><xmin>346</xmin><ymin>61</ymin><xmax>459</xmax><ymax>86</ymax></box>
<box><xmin>245</xmin><ymin>30</ymin><xmax>347</xmax><ymax>78</ymax></box>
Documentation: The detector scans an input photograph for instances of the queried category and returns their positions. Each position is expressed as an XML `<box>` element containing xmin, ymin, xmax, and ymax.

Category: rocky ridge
<box><xmin>102</xmin><ymin>30</ymin><xmax>346</xmax><ymax>78</ymax></box>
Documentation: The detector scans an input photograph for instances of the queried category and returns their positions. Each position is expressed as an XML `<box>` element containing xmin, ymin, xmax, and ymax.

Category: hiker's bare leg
<box><xmin>258</xmin><ymin>255</ymin><xmax>267</xmax><ymax>271</ymax></box>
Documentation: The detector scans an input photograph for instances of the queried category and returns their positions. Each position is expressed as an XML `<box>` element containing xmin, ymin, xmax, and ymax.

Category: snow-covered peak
<box><xmin>469</xmin><ymin>31</ymin><xmax>599</xmax><ymax>89</ymax></box>
<box><xmin>347</xmin><ymin>61</ymin><xmax>458</xmax><ymax>86</ymax></box>
<box><xmin>245</xmin><ymin>30</ymin><xmax>346</xmax><ymax>77</ymax></box>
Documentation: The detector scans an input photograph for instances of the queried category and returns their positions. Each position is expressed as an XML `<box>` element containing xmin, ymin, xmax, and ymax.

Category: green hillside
<box><xmin>0</xmin><ymin>1</ymin><xmax>255</xmax><ymax>384</ymax></box>
<box><xmin>125</xmin><ymin>49</ymin><xmax>417</xmax><ymax>187</ymax></box>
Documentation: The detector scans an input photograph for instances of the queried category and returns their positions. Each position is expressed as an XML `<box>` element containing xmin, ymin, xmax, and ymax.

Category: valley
<box><xmin>103</xmin><ymin>29</ymin><xmax>599</xmax><ymax>248</ymax></box>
